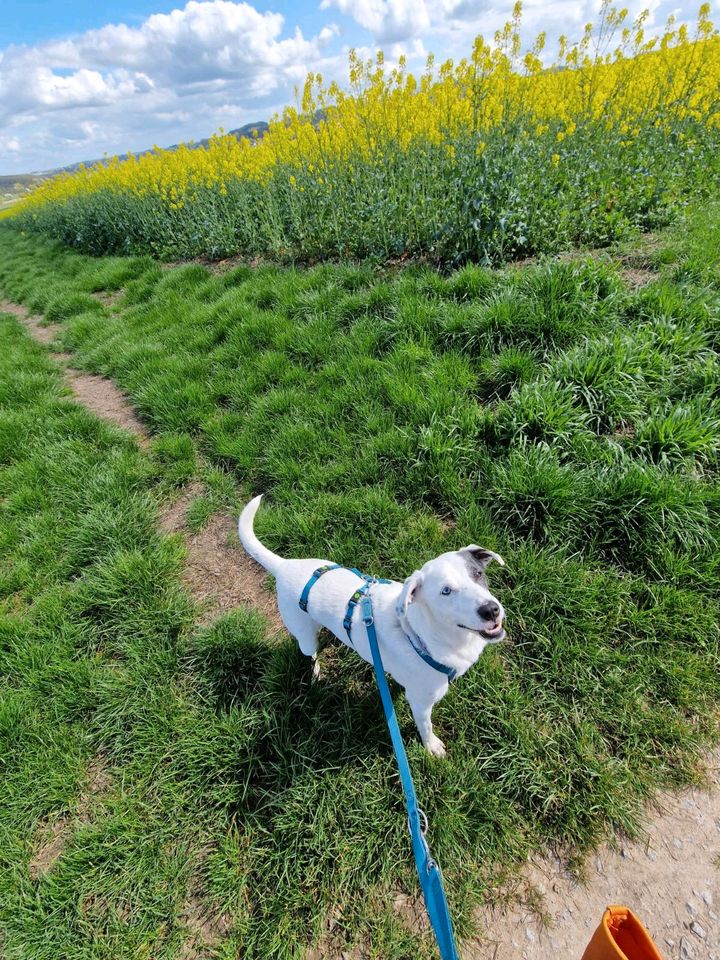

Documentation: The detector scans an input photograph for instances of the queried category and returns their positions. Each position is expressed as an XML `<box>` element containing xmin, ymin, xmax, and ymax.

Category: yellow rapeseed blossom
<box><xmin>10</xmin><ymin>2</ymin><xmax>719</xmax><ymax>222</ymax></box>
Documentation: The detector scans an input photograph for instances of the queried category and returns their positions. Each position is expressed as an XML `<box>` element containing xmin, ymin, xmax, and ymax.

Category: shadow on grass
<box><xmin>185</xmin><ymin>608</ymin><xmax>396</xmax><ymax>792</ymax></box>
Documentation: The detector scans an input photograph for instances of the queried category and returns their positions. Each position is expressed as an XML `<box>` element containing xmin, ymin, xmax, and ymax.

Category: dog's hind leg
<box><xmin>277</xmin><ymin>595</ymin><xmax>322</xmax><ymax>678</ymax></box>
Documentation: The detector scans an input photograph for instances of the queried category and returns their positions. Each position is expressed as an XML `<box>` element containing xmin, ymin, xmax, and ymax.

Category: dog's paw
<box><xmin>310</xmin><ymin>655</ymin><xmax>321</xmax><ymax>683</ymax></box>
<box><xmin>426</xmin><ymin>736</ymin><xmax>447</xmax><ymax>759</ymax></box>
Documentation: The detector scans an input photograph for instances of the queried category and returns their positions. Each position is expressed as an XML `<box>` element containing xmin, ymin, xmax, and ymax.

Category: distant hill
<box><xmin>0</xmin><ymin>120</ymin><xmax>271</xmax><ymax>186</ymax></box>
<box><xmin>44</xmin><ymin>119</ymin><xmax>271</xmax><ymax>175</ymax></box>
<box><xmin>0</xmin><ymin>173</ymin><xmax>46</xmax><ymax>210</ymax></box>
<box><xmin>0</xmin><ymin>174</ymin><xmax>42</xmax><ymax>189</ymax></box>
<box><xmin>35</xmin><ymin>120</ymin><xmax>271</xmax><ymax>176</ymax></box>
<box><xmin>0</xmin><ymin>121</ymin><xmax>270</xmax><ymax>207</ymax></box>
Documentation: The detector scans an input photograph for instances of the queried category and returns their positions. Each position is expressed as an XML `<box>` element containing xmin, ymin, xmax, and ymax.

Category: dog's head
<box><xmin>396</xmin><ymin>545</ymin><xmax>506</xmax><ymax>646</ymax></box>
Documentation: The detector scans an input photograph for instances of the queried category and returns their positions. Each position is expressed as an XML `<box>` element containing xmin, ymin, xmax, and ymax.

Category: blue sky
<box><xmin>0</xmin><ymin>0</ymin><xmax>330</xmax><ymax>47</ymax></box>
<box><xmin>0</xmin><ymin>0</ymin><xmax>700</xmax><ymax>175</ymax></box>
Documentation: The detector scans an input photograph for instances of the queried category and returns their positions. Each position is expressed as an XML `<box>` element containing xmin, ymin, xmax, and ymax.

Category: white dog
<box><xmin>238</xmin><ymin>495</ymin><xmax>506</xmax><ymax>757</ymax></box>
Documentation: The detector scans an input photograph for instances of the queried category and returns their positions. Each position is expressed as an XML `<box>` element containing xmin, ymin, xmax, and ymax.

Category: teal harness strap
<box><xmin>403</xmin><ymin>630</ymin><xmax>457</xmax><ymax>683</ymax></box>
<box><xmin>298</xmin><ymin>564</ymin><xmax>345</xmax><ymax>612</ymax></box>
<box><xmin>360</xmin><ymin>591</ymin><xmax>459</xmax><ymax>960</ymax></box>
<box><xmin>342</xmin><ymin>582</ymin><xmax>369</xmax><ymax>643</ymax></box>
<box><xmin>298</xmin><ymin>565</ymin><xmax>390</xmax><ymax>646</ymax></box>
<box><xmin>342</xmin><ymin>573</ymin><xmax>392</xmax><ymax>641</ymax></box>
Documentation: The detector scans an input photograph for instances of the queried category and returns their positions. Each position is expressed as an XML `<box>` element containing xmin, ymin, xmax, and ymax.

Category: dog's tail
<box><xmin>238</xmin><ymin>495</ymin><xmax>284</xmax><ymax>575</ymax></box>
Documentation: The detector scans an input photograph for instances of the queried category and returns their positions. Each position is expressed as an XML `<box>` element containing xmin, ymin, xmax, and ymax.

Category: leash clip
<box><xmin>360</xmin><ymin>594</ymin><xmax>374</xmax><ymax>626</ymax></box>
<box><xmin>408</xmin><ymin>807</ymin><xmax>429</xmax><ymax>837</ymax></box>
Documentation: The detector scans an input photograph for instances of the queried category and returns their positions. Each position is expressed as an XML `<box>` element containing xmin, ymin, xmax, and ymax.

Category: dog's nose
<box><xmin>478</xmin><ymin>602</ymin><xmax>501</xmax><ymax>622</ymax></box>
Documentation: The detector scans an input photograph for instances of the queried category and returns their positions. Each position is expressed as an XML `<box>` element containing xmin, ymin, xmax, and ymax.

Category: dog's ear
<box><xmin>460</xmin><ymin>545</ymin><xmax>505</xmax><ymax>571</ymax></box>
<box><xmin>396</xmin><ymin>571</ymin><xmax>423</xmax><ymax>618</ymax></box>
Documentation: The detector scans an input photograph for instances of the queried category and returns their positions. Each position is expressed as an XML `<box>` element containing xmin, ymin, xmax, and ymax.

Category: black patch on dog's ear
<box><xmin>396</xmin><ymin>571</ymin><xmax>423</xmax><ymax>617</ymax></box>
<box><xmin>460</xmin><ymin>545</ymin><xmax>505</xmax><ymax>572</ymax></box>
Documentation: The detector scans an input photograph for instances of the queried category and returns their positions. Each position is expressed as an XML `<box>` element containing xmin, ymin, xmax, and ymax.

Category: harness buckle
<box><xmin>299</xmin><ymin>598</ymin><xmax>308</xmax><ymax>612</ymax></box>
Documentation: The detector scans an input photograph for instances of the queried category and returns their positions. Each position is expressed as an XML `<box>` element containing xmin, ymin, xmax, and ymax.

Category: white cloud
<box><xmin>321</xmin><ymin>0</ymin><xmax>431</xmax><ymax>43</ymax></box>
<box><xmin>41</xmin><ymin>1</ymin><xmax>323</xmax><ymax>83</ymax></box>
<box><xmin>0</xmin><ymin>134</ymin><xmax>20</xmax><ymax>153</ymax></box>
<box><xmin>0</xmin><ymin>0</ymin><xmax>337</xmax><ymax>172</ymax></box>
<box><xmin>320</xmin><ymin>0</ymin><xmax>685</xmax><ymax>53</ymax></box>
<box><xmin>0</xmin><ymin>64</ymin><xmax>150</xmax><ymax>122</ymax></box>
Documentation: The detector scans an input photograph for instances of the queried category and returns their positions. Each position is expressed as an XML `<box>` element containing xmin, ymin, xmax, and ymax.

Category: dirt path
<box><xmin>1</xmin><ymin>295</ymin><xmax>278</xmax><ymax>631</ymax></box>
<box><xmin>5</xmin><ymin>293</ymin><xmax>275</xmax><ymax>957</ymax></box>
<box><xmin>1</xmin><ymin>299</ymin><xmax>151</xmax><ymax>447</ymax></box>
<box><xmin>159</xmin><ymin>485</ymin><xmax>283</xmax><ymax>630</ymax></box>
<box><xmin>470</xmin><ymin>753</ymin><xmax>719</xmax><ymax>959</ymax></box>
<box><xmin>28</xmin><ymin>760</ymin><xmax>112</xmax><ymax>880</ymax></box>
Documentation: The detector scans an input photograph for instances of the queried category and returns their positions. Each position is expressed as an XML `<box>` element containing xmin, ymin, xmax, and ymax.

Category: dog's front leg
<box><xmin>406</xmin><ymin>690</ymin><xmax>447</xmax><ymax>758</ymax></box>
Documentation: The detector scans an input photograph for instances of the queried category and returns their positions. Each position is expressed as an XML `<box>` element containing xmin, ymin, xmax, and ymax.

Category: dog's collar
<box><xmin>401</xmin><ymin>624</ymin><xmax>457</xmax><ymax>683</ymax></box>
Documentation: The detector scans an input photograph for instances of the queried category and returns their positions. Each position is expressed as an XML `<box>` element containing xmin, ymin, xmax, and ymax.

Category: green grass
<box><xmin>0</xmin><ymin>203</ymin><xmax>719</xmax><ymax>958</ymax></box>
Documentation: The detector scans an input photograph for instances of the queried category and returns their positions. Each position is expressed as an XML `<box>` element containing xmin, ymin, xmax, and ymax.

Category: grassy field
<box><xmin>0</xmin><ymin>203</ymin><xmax>719</xmax><ymax>958</ymax></box>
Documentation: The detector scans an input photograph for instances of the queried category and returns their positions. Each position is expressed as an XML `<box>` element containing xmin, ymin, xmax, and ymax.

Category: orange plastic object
<box><xmin>580</xmin><ymin>906</ymin><xmax>664</xmax><ymax>960</ymax></box>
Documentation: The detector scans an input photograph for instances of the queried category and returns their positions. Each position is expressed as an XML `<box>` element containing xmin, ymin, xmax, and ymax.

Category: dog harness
<box><xmin>298</xmin><ymin>565</ymin><xmax>456</xmax><ymax>681</ymax></box>
<box><xmin>297</xmin><ymin>564</ymin><xmax>460</xmax><ymax>959</ymax></box>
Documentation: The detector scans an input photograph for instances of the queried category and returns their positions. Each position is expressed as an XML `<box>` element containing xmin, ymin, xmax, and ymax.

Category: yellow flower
<box><xmin>8</xmin><ymin>6</ymin><xmax>719</xmax><ymax>226</ymax></box>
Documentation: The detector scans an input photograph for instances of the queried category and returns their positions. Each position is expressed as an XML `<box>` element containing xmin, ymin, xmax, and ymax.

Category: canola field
<box><xmin>7</xmin><ymin>2</ymin><xmax>720</xmax><ymax>264</ymax></box>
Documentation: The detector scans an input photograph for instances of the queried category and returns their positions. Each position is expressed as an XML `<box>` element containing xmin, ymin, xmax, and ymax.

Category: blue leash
<box><xmin>299</xmin><ymin>567</ymin><xmax>459</xmax><ymax>960</ymax></box>
<box><xmin>360</xmin><ymin>590</ymin><xmax>460</xmax><ymax>960</ymax></box>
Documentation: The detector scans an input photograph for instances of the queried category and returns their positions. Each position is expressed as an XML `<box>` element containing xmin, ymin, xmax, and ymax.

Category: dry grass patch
<box><xmin>28</xmin><ymin>759</ymin><xmax>113</xmax><ymax>881</ymax></box>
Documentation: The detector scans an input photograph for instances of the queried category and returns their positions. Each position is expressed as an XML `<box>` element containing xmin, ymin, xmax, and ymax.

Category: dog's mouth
<box><xmin>458</xmin><ymin>624</ymin><xmax>506</xmax><ymax>642</ymax></box>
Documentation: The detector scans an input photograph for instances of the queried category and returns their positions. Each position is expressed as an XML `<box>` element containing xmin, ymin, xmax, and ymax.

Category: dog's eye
<box><xmin>441</xmin><ymin>586</ymin><xmax>452</xmax><ymax>596</ymax></box>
